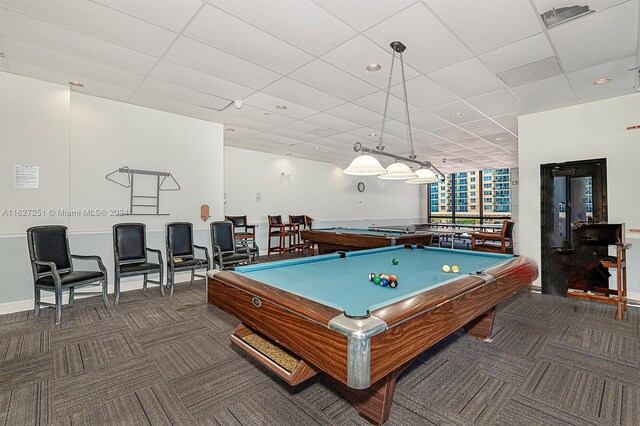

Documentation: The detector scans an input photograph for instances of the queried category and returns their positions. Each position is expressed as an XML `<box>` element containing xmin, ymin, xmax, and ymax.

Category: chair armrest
<box><xmin>245</xmin><ymin>225</ymin><xmax>256</xmax><ymax>230</ymax></box>
<box><xmin>71</xmin><ymin>254</ymin><xmax>108</xmax><ymax>279</ymax></box>
<box><xmin>32</xmin><ymin>260</ymin><xmax>62</xmax><ymax>286</ymax></box>
<box><xmin>146</xmin><ymin>247</ymin><xmax>163</xmax><ymax>264</ymax></box>
<box><xmin>473</xmin><ymin>232</ymin><xmax>499</xmax><ymax>240</ymax></box>
<box><xmin>194</xmin><ymin>245</ymin><xmax>210</xmax><ymax>267</ymax></box>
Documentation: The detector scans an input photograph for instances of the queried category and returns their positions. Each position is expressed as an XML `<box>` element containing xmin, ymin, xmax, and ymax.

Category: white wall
<box><xmin>0</xmin><ymin>72</ymin><xmax>224</xmax><ymax>309</ymax></box>
<box><xmin>224</xmin><ymin>147</ymin><xmax>425</xmax><ymax>250</ymax></box>
<box><xmin>518</xmin><ymin>92</ymin><xmax>640</xmax><ymax>299</ymax></box>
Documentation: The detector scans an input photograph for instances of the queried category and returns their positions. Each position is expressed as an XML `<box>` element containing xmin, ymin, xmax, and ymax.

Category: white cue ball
<box><xmin>442</xmin><ymin>264</ymin><xmax>451</xmax><ymax>273</ymax></box>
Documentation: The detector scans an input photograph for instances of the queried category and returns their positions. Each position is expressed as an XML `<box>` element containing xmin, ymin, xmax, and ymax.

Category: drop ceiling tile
<box><xmin>425</xmin><ymin>0</ymin><xmax>542</xmax><ymax>54</ymax></box>
<box><xmin>466</xmin><ymin>89</ymin><xmax>522</xmax><ymax>117</ymax></box>
<box><xmin>456</xmin><ymin>137</ymin><xmax>498</xmax><ymax>150</ymax></box>
<box><xmin>532</xmin><ymin>0</ymin><xmax>629</xmax><ymax>19</ymax></box>
<box><xmin>164</xmin><ymin>37</ymin><xmax>280</xmax><ymax>89</ymax></box>
<box><xmin>136</xmin><ymin>78</ymin><xmax>231</xmax><ymax>110</ymax></box>
<box><xmin>0</xmin><ymin>9</ymin><xmax>158</xmax><ymax>75</ymax></box>
<box><xmin>92</xmin><ymin>0</ymin><xmax>202</xmax><ymax>32</ymax></box>
<box><xmin>0</xmin><ymin>0</ymin><xmax>176</xmax><ymax>56</ymax></box>
<box><xmin>129</xmin><ymin>92</ymin><xmax>217</xmax><ymax>121</ymax></box>
<box><xmin>409</xmin><ymin>111</ymin><xmax>450</xmax><ymax>131</ymax></box>
<box><xmin>391</xmin><ymin>76</ymin><xmax>458</xmax><ymax>111</ymax></box>
<box><xmin>4</xmin><ymin>38</ymin><xmax>144</xmax><ymax>89</ymax></box>
<box><xmin>281</xmin><ymin>120</ymin><xmax>341</xmax><ymax>137</ymax></box>
<box><xmin>492</xmin><ymin>113</ymin><xmax>519</xmax><ymax>133</ymax></box>
<box><xmin>353</xmin><ymin>91</ymin><xmax>419</xmax><ymax>118</ymax></box>
<box><xmin>347</xmin><ymin>126</ymin><xmax>383</xmax><ymax>141</ymax></box>
<box><xmin>459</xmin><ymin>119</ymin><xmax>507</xmax><ymax>137</ymax></box>
<box><xmin>371</xmin><ymin>119</ymin><xmax>415</xmax><ymax>139</ymax></box>
<box><xmin>9</xmin><ymin>61</ymin><xmax>134</xmax><ymax>101</ymax></box>
<box><xmin>243</xmin><ymin>92</ymin><xmax>318</xmax><ymax>119</ymax></box>
<box><xmin>257</xmin><ymin>133</ymin><xmax>305</xmax><ymax>146</ymax></box>
<box><xmin>288</xmin><ymin>59</ymin><xmax>378</xmax><ymax>101</ymax></box>
<box><xmin>309</xmin><ymin>137</ymin><xmax>353</xmax><ymax>150</ymax></box>
<box><xmin>511</xmin><ymin>74</ymin><xmax>576</xmax><ymax>113</ymax></box>
<box><xmin>430</xmin><ymin>101</ymin><xmax>486</xmax><ymax>124</ymax></box>
<box><xmin>498</xmin><ymin>56</ymin><xmax>563</xmax><ymax>86</ymax></box>
<box><xmin>485</xmin><ymin>132</ymin><xmax>518</xmax><ymax>145</ymax></box>
<box><xmin>149</xmin><ymin>60</ymin><xmax>255</xmax><ymax>101</ymax></box>
<box><xmin>223</xmin><ymin>126</ymin><xmax>260</xmax><ymax>140</ymax></box>
<box><xmin>221</xmin><ymin>104</ymin><xmax>296</xmax><ymax>127</ymax></box>
<box><xmin>321</xmin><ymin>35</ymin><xmax>421</xmax><ymax>89</ymax></box>
<box><xmin>548</xmin><ymin>0</ymin><xmax>638</xmax><ymax>72</ymax></box>
<box><xmin>329</xmin><ymin>132</ymin><xmax>369</xmax><ymax>144</ymax></box>
<box><xmin>268</xmin><ymin>126</ymin><xmax>318</xmax><ymax>142</ymax></box>
<box><xmin>428</xmin><ymin>58</ymin><xmax>505</xmax><ymax>99</ymax></box>
<box><xmin>262</xmin><ymin>77</ymin><xmax>345</xmax><ymax>111</ymax></box>
<box><xmin>480</xmin><ymin>33</ymin><xmax>555</xmax><ymax>74</ymax></box>
<box><xmin>430</xmin><ymin>126</ymin><xmax>473</xmax><ymax>141</ymax></box>
<box><xmin>185</xmin><ymin>5</ymin><xmax>313</xmax><ymax>74</ymax></box>
<box><xmin>567</xmin><ymin>56</ymin><xmax>637</xmax><ymax>100</ymax></box>
<box><xmin>365</xmin><ymin>2</ymin><xmax>472</xmax><ymax>73</ymax></box>
<box><xmin>314</xmin><ymin>0</ymin><xmax>415</xmax><ymax>31</ymax></box>
<box><xmin>211</xmin><ymin>112</ymin><xmax>276</xmax><ymax>133</ymax></box>
<box><xmin>212</xmin><ymin>0</ymin><xmax>356</xmax><ymax>56</ymax></box>
<box><xmin>303</xmin><ymin>112</ymin><xmax>361</xmax><ymax>132</ymax></box>
<box><xmin>325</xmin><ymin>103</ymin><xmax>383</xmax><ymax>126</ymax></box>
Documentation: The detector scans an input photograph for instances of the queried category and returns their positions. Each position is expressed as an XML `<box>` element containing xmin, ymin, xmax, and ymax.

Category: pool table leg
<box><xmin>463</xmin><ymin>306</ymin><xmax>496</xmax><ymax>341</ymax></box>
<box><xmin>328</xmin><ymin>364</ymin><xmax>408</xmax><ymax>425</ymax></box>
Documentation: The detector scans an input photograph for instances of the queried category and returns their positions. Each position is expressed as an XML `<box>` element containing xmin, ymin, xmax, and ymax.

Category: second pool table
<box><xmin>300</xmin><ymin>227</ymin><xmax>433</xmax><ymax>254</ymax></box>
<box><xmin>207</xmin><ymin>246</ymin><xmax>537</xmax><ymax>424</ymax></box>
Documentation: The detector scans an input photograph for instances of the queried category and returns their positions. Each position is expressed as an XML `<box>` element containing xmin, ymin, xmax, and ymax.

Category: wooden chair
<box><xmin>225</xmin><ymin>215</ymin><xmax>259</xmax><ymax>261</ymax></box>
<box><xmin>268</xmin><ymin>215</ymin><xmax>298</xmax><ymax>258</ymax></box>
<box><xmin>471</xmin><ymin>220</ymin><xmax>515</xmax><ymax>254</ymax></box>
<box><xmin>289</xmin><ymin>215</ymin><xmax>315</xmax><ymax>255</ymax></box>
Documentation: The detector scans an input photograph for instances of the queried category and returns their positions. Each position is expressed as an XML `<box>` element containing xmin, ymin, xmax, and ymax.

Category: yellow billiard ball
<box><xmin>442</xmin><ymin>264</ymin><xmax>451</xmax><ymax>273</ymax></box>
<box><xmin>451</xmin><ymin>265</ymin><xmax>460</xmax><ymax>273</ymax></box>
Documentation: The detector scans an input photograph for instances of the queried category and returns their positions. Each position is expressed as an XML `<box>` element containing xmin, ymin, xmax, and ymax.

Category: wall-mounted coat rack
<box><xmin>106</xmin><ymin>166</ymin><xmax>180</xmax><ymax>215</ymax></box>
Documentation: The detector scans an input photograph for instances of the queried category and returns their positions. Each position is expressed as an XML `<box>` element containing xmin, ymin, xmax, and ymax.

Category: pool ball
<box><xmin>380</xmin><ymin>278</ymin><xmax>389</xmax><ymax>287</ymax></box>
<box><xmin>389</xmin><ymin>274</ymin><xmax>398</xmax><ymax>281</ymax></box>
<box><xmin>368</xmin><ymin>273</ymin><xmax>376</xmax><ymax>281</ymax></box>
<box><xmin>392</xmin><ymin>258</ymin><xmax>399</xmax><ymax>265</ymax></box>
<box><xmin>389</xmin><ymin>279</ymin><xmax>398</xmax><ymax>288</ymax></box>
<box><xmin>380</xmin><ymin>274</ymin><xmax>389</xmax><ymax>280</ymax></box>
<box><xmin>373</xmin><ymin>275</ymin><xmax>382</xmax><ymax>285</ymax></box>
<box><xmin>442</xmin><ymin>264</ymin><xmax>451</xmax><ymax>273</ymax></box>
<box><xmin>451</xmin><ymin>265</ymin><xmax>460</xmax><ymax>273</ymax></box>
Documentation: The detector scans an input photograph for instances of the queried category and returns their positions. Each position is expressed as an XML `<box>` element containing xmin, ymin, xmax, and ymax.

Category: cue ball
<box><xmin>442</xmin><ymin>264</ymin><xmax>451</xmax><ymax>273</ymax></box>
<box><xmin>392</xmin><ymin>258</ymin><xmax>399</xmax><ymax>265</ymax></box>
<box><xmin>451</xmin><ymin>265</ymin><xmax>460</xmax><ymax>273</ymax></box>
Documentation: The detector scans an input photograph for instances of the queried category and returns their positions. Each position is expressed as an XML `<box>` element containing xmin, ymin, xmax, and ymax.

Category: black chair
<box><xmin>27</xmin><ymin>225</ymin><xmax>108</xmax><ymax>325</ymax></box>
<box><xmin>225</xmin><ymin>215</ymin><xmax>259</xmax><ymax>261</ymax></box>
<box><xmin>166</xmin><ymin>222</ymin><xmax>209</xmax><ymax>296</ymax></box>
<box><xmin>113</xmin><ymin>223</ymin><xmax>164</xmax><ymax>304</ymax></box>
<box><xmin>210</xmin><ymin>221</ymin><xmax>252</xmax><ymax>269</ymax></box>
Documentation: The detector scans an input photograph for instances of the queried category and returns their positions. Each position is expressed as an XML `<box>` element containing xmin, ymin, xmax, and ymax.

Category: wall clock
<box><xmin>357</xmin><ymin>182</ymin><xmax>366</xmax><ymax>192</ymax></box>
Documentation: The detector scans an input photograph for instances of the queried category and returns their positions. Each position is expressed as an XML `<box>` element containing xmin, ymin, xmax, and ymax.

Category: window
<box><xmin>483</xmin><ymin>191</ymin><xmax>491</xmax><ymax>195</ymax></box>
<box><xmin>483</xmin><ymin>183</ymin><xmax>492</xmax><ymax>189</ymax></box>
<box><xmin>470</xmin><ymin>198</ymin><xmax>476</xmax><ymax>203</ymax></box>
<box><xmin>484</xmin><ymin>197</ymin><xmax>492</xmax><ymax>202</ymax></box>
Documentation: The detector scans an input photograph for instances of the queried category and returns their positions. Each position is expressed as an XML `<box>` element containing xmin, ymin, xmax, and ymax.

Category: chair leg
<box><xmin>68</xmin><ymin>287</ymin><xmax>74</xmax><ymax>307</ymax></box>
<box><xmin>616</xmin><ymin>265</ymin><xmax>622</xmax><ymax>320</ymax></box>
<box><xmin>190</xmin><ymin>269</ymin><xmax>195</xmax><ymax>285</ymax></box>
<box><xmin>34</xmin><ymin>287</ymin><xmax>41</xmax><ymax>317</ymax></box>
<box><xmin>102</xmin><ymin>279</ymin><xmax>110</xmax><ymax>308</ymax></box>
<box><xmin>143</xmin><ymin>273</ymin><xmax>148</xmax><ymax>291</ymax></box>
<box><xmin>169</xmin><ymin>267</ymin><xmax>175</xmax><ymax>296</ymax></box>
<box><xmin>115</xmin><ymin>275</ymin><xmax>121</xmax><ymax>305</ymax></box>
<box><xmin>159</xmin><ymin>268</ymin><xmax>165</xmax><ymax>297</ymax></box>
<box><xmin>55</xmin><ymin>289</ymin><xmax>63</xmax><ymax>325</ymax></box>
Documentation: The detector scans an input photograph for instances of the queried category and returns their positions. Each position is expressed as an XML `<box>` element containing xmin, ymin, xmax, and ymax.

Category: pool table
<box><xmin>300</xmin><ymin>227</ymin><xmax>433</xmax><ymax>254</ymax></box>
<box><xmin>207</xmin><ymin>245</ymin><xmax>537</xmax><ymax>425</ymax></box>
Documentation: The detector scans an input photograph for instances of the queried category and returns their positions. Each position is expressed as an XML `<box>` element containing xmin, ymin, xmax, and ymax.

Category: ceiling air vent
<box><xmin>541</xmin><ymin>5</ymin><xmax>594</xmax><ymax>28</ymax></box>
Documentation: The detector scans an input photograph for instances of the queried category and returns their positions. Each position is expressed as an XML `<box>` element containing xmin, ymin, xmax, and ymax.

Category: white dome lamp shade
<box><xmin>343</xmin><ymin>154</ymin><xmax>387</xmax><ymax>176</ymax></box>
<box><xmin>378</xmin><ymin>161</ymin><xmax>417</xmax><ymax>180</ymax></box>
<box><xmin>406</xmin><ymin>167</ymin><xmax>440</xmax><ymax>184</ymax></box>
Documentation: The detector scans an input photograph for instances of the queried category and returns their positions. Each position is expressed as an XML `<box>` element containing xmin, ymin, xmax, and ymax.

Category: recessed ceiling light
<box><xmin>366</xmin><ymin>63</ymin><xmax>381</xmax><ymax>72</ymax></box>
<box><xmin>275</xmin><ymin>105</ymin><xmax>287</xmax><ymax>110</ymax></box>
<box><xmin>0</xmin><ymin>52</ymin><xmax>5</xmax><ymax>58</ymax></box>
<box><xmin>368</xmin><ymin>133</ymin><xmax>377</xmax><ymax>137</ymax></box>
<box><xmin>313</xmin><ymin>146</ymin><xmax>321</xmax><ymax>150</ymax></box>
<box><xmin>593</xmin><ymin>78</ymin><xmax>611</xmax><ymax>85</ymax></box>
<box><xmin>495</xmin><ymin>137</ymin><xmax>506</xmax><ymax>141</ymax></box>
<box><xmin>263</xmin><ymin>112</ymin><xmax>271</xmax><ymax>115</ymax></box>
<box><xmin>68</xmin><ymin>81</ymin><xmax>84</xmax><ymax>87</ymax></box>
<box><xmin>226</xmin><ymin>128</ymin><xmax>235</xmax><ymax>132</ymax></box>
<box><xmin>285</xmin><ymin>153</ymin><xmax>293</xmax><ymax>156</ymax></box>
<box><xmin>452</xmin><ymin>112</ymin><xmax>464</xmax><ymax>118</ymax></box>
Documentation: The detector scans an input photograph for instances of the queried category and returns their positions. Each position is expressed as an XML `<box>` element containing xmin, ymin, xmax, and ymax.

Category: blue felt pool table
<box><xmin>207</xmin><ymin>245</ymin><xmax>538</xmax><ymax>425</ymax></box>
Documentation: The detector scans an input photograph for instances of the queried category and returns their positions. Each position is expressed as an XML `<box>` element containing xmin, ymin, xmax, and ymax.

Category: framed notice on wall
<box><xmin>14</xmin><ymin>165</ymin><xmax>39</xmax><ymax>189</ymax></box>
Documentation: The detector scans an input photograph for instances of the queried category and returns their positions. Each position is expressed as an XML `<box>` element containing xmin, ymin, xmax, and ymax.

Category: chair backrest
<box><xmin>113</xmin><ymin>223</ymin><xmax>146</xmax><ymax>263</ymax></box>
<box><xmin>211</xmin><ymin>221</ymin><xmax>236</xmax><ymax>253</ymax></box>
<box><xmin>167</xmin><ymin>222</ymin><xmax>194</xmax><ymax>257</ymax></box>
<box><xmin>225</xmin><ymin>215</ymin><xmax>247</xmax><ymax>228</ymax></box>
<box><xmin>268</xmin><ymin>215</ymin><xmax>282</xmax><ymax>225</ymax></box>
<box><xmin>305</xmin><ymin>216</ymin><xmax>314</xmax><ymax>229</ymax></box>
<box><xmin>27</xmin><ymin>225</ymin><xmax>72</xmax><ymax>274</ymax></box>
<box><xmin>289</xmin><ymin>215</ymin><xmax>306</xmax><ymax>226</ymax></box>
<box><xmin>504</xmin><ymin>221</ymin><xmax>515</xmax><ymax>240</ymax></box>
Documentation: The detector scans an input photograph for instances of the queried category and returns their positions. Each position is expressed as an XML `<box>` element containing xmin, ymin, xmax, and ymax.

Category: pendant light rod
<box><xmin>352</xmin><ymin>142</ymin><xmax>445</xmax><ymax>180</ymax></box>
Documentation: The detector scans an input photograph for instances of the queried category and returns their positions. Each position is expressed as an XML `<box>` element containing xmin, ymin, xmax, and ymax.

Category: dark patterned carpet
<box><xmin>1</xmin><ymin>279</ymin><xmax>638</xmax><ymax>425</ymax></box>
